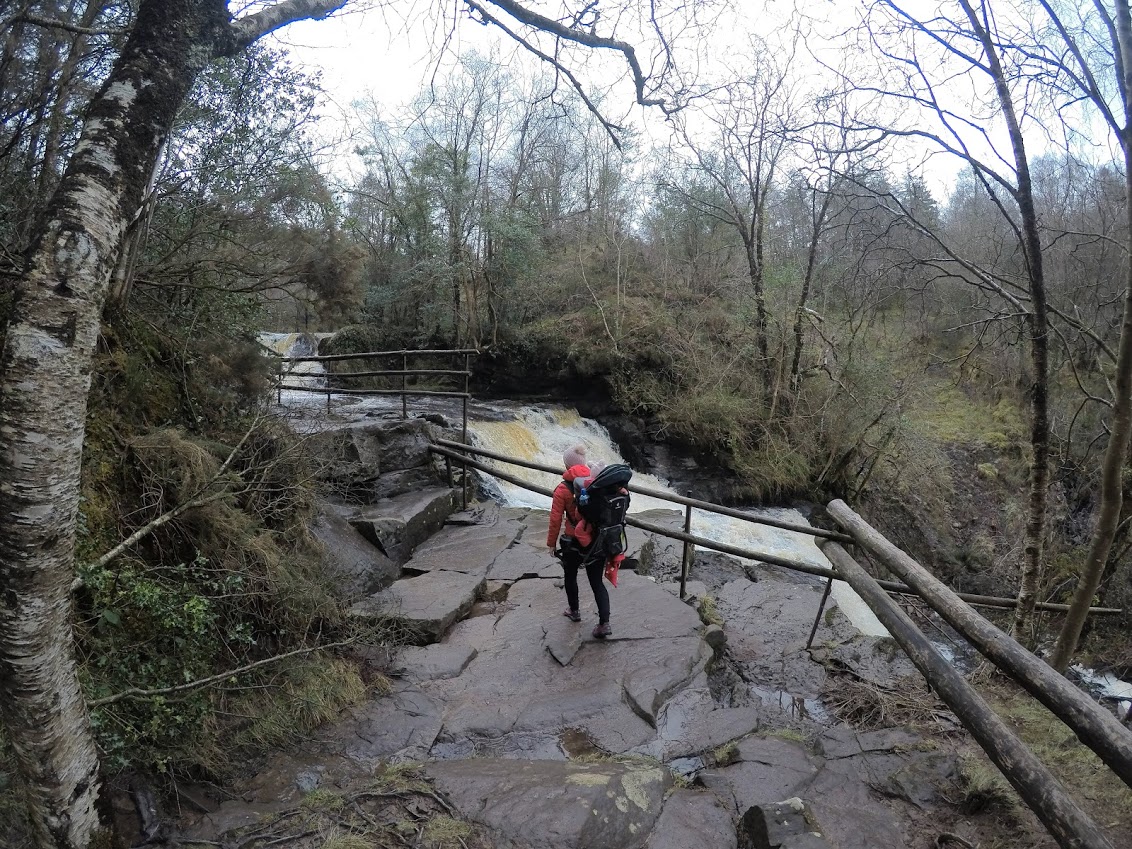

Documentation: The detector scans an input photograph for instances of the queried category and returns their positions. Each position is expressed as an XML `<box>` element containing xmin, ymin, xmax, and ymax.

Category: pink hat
<box><xmin>562</xmin><ymin>444</ymin><xmax>587</xmax><ymax>469</ymax></box>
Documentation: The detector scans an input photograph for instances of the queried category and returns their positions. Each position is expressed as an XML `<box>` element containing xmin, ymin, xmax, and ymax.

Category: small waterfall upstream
<box><xmin>470</xmin><ymin>403</ymin><xmax>888</xmax><ymax>637</ymax></box>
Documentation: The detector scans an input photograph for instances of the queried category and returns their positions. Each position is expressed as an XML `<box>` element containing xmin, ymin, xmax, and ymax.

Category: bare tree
<box><xmin>665</xmin><ymin>40</ymin><xmax>798</xmax><ymax>391</ymax></box>
<box><xmin>0</xmin><ymin>3</ymin><xmax>349</xmax><ymax>846</ymax></box>
<box><xmin>847</xmin><ymin>0</ymin><xmax>1054</xmax><ymax>641</ymax></box>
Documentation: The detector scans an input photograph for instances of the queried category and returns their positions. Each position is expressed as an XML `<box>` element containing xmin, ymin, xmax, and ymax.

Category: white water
<box><xmin>1072</xmin><ymin>666</ymin><xmax>1132</xmax><ymax>718</ymax></box>
<box><xmin>260</xmin><ymin>334</ymin><xmax>887</xmax><ymax>635</ymax></box>
<box><xmin>469</xmin><ymin>403</ymin><xmax>888</xmax><ymax>637</ymax></box>
<box><xmin>259</xmin><ymin>331</ymin><xmax>330</xmax><ymax>390</ymax></box>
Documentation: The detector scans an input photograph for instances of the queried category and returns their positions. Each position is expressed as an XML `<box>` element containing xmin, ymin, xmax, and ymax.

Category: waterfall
<box><xmin>259</xmin><ymin>332</ymin><xmax>330</xmax><ymax>392</ymax></box>
<box><xmin>257</xmin><ymin>344</ymin><xmax>887</xmax><ymax>636</ymax></box>
<box><xmin>468</xmin><ymin>403</ymin><xmax>888</xmax><ymax>636</ymax></box>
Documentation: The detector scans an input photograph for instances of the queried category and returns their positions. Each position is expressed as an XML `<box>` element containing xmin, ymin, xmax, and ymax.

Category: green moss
<box><xmin>302</xmin><ymin>789</ymin><xmax>347</xmax><ymax>813</ymax></box>
<box><xmin>421</xmin><ymin>816</ymin><xmax>474</xmax><ymax>848</ymax></box>
<box><xmin>977</xmin><ymin>462</ymin><xmax>998</xmax><ymax>480</ymax></box>
<box><xmin>711</xmin><ymin>742</ymin><xmax>739</xmax><ymax>767</ymax></box>
<box><xmin>763</xmin><ymin>728</ymin><xmax>808</xmax><ymax>744</ymax></box>
<box><xmin>697</xmin><ymin>596</ymin><xmax>725</xmax><ymax>627</ymax></box>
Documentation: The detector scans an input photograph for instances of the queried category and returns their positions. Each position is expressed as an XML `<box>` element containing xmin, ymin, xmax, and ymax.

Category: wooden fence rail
<box><xmin>826</xmin><ymin>499</ymin><xmax>1132</xmax><ymax>790</ymax></box>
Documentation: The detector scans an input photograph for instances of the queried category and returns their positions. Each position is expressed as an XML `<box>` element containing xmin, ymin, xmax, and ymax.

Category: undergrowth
<box><xmin>979</xmin><ymin>679</ymin><xmax>1132</xmax><ymax>833</ymax></box>
<box><xmin>68</xmin><ymin>314</ymin><xmax>370</xmax><ymax>782</ymax></box>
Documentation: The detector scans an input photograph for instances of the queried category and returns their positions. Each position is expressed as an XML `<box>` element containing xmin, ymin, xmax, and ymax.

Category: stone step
<box><xmin>332</xmin><ymin>485</ymin><xmax>457</xmax><ymax>565</ymax></box>
<box><xmin>349</xmin><ymin>569</ymin><xmax>486</xmax><ymax>644</ymax></box>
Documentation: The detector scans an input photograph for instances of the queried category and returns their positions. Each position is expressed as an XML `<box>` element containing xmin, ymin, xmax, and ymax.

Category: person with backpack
<box><xmin>546</xmin><ymin>445</ymin><xmax>612</xmax><ymax>639</ymax></box>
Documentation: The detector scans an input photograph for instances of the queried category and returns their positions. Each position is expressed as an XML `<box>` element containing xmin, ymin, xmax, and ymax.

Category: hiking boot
<box><xmin>563</xmin><ymin>609</ymin><xmax>582</xmax><ymax>622</ymax></box>
<box><xmin>592</xmin><ymin>622</ymin><xmax>612</xmax><ymax>639</ymax></box>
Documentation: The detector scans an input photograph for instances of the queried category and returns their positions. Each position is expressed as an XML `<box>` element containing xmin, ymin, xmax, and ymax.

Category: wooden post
<box><xmin>446</xmin><ymin>456</ymin><xmax>453</xmax><ymax>488</ymax></box>
<box><xmin>325</xmin><ymin>386</ymin><xmax>330</xmax><ymax>414</ymax></box>
<box><xmin>462</xmin><ymin>352</ymin><xmax>470</xmax><ymax>446</ymax></box>
<box><xmin>806</xmin><ymin>577</ymin><xmax>834</xmax><ymax>650</ymax></box>
<box><xmin>823</xmin><ymin>542</ymin><xmax>1115</xmax><ymax>849</ymax></box>
<box><xmin>679</xmin><ymin>499</ymin><xmax>694</xmax><ymax>599</ymax></box>
<box><xmin>402</xmin><ymin>352</ymin><xmax>408</xmax><ymax>419</ymax></box>
<box><xmin>276</xmin><ymin>358</ymin><xmax>283</xmax><ymax>404</ymax></box>
<box><xmin>826</xmin><ymin>499</ymin><xmax>1132</xmax><ymax>790</ymax></box>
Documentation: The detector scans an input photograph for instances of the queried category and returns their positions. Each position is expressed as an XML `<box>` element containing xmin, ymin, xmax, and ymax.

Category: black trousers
<box><xmin>561</xmin><ymin>537</ymin><xmax>610</xmax><ymax>623</ymax></box>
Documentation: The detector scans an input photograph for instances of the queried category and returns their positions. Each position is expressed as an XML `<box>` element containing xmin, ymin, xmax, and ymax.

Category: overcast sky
<box><xmin>266</xmin><ymin>1</ymin><xmax>972</xmax><ymax>198</ymax></box>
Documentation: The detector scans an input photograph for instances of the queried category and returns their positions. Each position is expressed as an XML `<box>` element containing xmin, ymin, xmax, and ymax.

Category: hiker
<box><xmin>547</xmin><ymin>444</ymin><xmax>612</xmax><ymax>639</ymax></box>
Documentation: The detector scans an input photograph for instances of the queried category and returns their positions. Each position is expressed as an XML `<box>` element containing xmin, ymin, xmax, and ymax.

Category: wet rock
<box><xmin>716</xmin><ymin>577</ymin><xmax>834</xmax><ymax>697</ymax></box>
<box><xmin>874</xmin><ymin>752</ymin><xmax>957</xmax><ymax>809</ymax></box>
<box><xmin>391</xmin><ymin>645</ymin><xmax>478</xmax><ymax>681</ymax></box>
<box><xmin>824</xmin><ymin>637</ymin><xmax>918</xmax><ymax>687</ymax></box>
<box><xmin>704</xmin><ymin>623</ymin><xmax>727</xmax><ymax>650</ymax></box>
<box><xmin>344</xmin><ymin>487</ymin><xmax>456</xmax><ymax>564</ymax></box>
<box><xmin>637</xmin><ymin>687</ymin><xmax>761</xmax><ymax>761</ymax></box>
<box><xmin>816</xmin><ymin>727</ymin><xmax>920</xmax><ymax>760</ymax></box>
<box><xmin>306</xmin><ymin>420</ymin><xmax>440</xmax><ymax>501</ymax></box>
<box><xmin>546</xmin><ymin>620</ymin><xmax>584</xmax><ymax>666</ymax></box>
<box><xmin>737</xmin><ymin>798</ymin><xmax>831</xmax><ymax>849</ymax></box>
<box><xmin>646</xmin><ymin>789</ymin><xmax>737</xmax><ymax>849</ymax></box>
<box><xmin>349</xmin><ymin>570</ymin><xmax>485</xmax><ymax>644</ymax></box>
<box><xmin>804</xmin><ymin>758</ymin><xmax>908</xmax><ymax>849</ymax></box>
<box><xmin>700</xmin><ymin>737</ymin><xmax>819</xmax><ymax>815</ymax></box>
<box><xmin>490</xmin><ymin>523</ymin><xmax>569</xmax><ymax>580</ymax></box>
<box><xmin>334</xmin><ymin>686</ymin><xmax>445</xmax><ymax>765</ymax></box>
<box><xmin>624</xmin><ymin>639</ymin><xmax>714</xmax><ymax>723</ymax></box>
<box><xmin>425</xmin><ymin>758</ymin><xmax>673</xmax><ymax>849</ymax></box>
<box><xmin>406</xmin><ymin>522</ymin><xmax>521</xmax><ymax>576</ymax></box>
<box><xmin>636</xmin><ymin>512</ymin><xmax>690</xmax><ymax>581</ymax></box>
<box><xmin>309</xmin><ymin>504</ymin><xmax>399</xmax><ymax>597</ymax></box>
<box><xmin>424</xmin><ymin>574</ymin><xmax>707</xmax><ymax>753</ymax></box>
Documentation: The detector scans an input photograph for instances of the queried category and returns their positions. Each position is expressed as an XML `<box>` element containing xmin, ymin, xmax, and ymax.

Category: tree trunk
<box><xmin>826</xmin><ymin>499</ymin><xmax>1132</xmax><ymax>791</ymax></box>
<box><xmin>821</xmin><ymin>542</ymin><xmax>1116</xmax><ymax>849</ymax></box>
<box><xmin>0</xmin><ymin>2</ymin><xmax>346</xmax><ymax>846</ymax></box>
<box><xmin>955</xmin><ymin>0</ymin><xmax>1051</xmax><ymax>643</ymax></box>
<box><xmin>1050</xmin><ymin>1</ymin><xmax>1132</xmax><ymax>672</ymax></box>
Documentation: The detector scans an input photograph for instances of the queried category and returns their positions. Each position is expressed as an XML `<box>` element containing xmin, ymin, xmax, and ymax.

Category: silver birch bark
<box><xmin>0</xmin><ymin>1</ymin><xmax>345</xmax><ymax>846</ymax></box>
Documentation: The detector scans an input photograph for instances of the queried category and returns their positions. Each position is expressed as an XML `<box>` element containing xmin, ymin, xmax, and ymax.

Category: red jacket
<box><xmin>547</xmin><ymin>464</ymin><xmax>591</xmax><ymax>547</ymax></box>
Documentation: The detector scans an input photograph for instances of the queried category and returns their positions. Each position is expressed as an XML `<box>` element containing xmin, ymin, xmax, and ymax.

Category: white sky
<box><xmin>264</xmin><ymin>2</ymin><xmax>1018</xmax><ymax>201</ymax></box>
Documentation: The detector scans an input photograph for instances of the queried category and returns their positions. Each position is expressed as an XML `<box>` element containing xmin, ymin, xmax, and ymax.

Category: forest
<box><xmin>2</xmin><ymin>1</ymin><xmax>1132</xmax><ymax>847</ymax></box>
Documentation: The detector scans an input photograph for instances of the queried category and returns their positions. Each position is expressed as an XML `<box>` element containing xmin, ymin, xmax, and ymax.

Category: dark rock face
<box><xmin>305</xmin><ymin>419</ymin><xmax>442</xmax><ymax>502</ymax></box>
<box><xmin>309</xmin><ymin>504</ymin><xmax>400</xmax><ymax>596</ymax></box>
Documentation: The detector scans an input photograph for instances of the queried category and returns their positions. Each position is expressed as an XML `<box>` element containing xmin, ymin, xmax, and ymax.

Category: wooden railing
<box><xmin>430</xmin><ymin>439</ymin><xmax>1130</xmax><ymax>849</ymax></box>
<box><xmin>275</xmin><ymin>348</ymin><xmax>478</xmax><ymax>442</ymax></box>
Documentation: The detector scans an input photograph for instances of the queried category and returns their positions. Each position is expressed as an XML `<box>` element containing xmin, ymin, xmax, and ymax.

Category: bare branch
<box><xmin>88</xmin><ymin>638</ymin><xmax>357</xmax><ymax>707</ymax></box>
<box><xmin>229</xmin><ymin>0</ymin><xmax>351</xmax><ymax>53</ymax></box>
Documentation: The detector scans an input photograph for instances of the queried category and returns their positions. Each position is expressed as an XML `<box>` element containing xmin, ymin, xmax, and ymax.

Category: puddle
<box><xmin>667</xmin><ymin>756</ymin><xmax>705</xmax><ymax>780</ymax></box>
<box><xmin>749</xmin><ymin>684</ymin><xmax>832</xmax><ymax>724</ymax></box>
<box><xmin>429</xmin><ymin>731</ymin><xmax>567</xmax><ymax>761</ymax></box>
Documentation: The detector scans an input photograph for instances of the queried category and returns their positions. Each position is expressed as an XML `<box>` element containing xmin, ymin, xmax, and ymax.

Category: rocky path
<box><xmin>179</xmin><ymin>421</ymin><xmax>965</xmax><ymax>849</ymax></box>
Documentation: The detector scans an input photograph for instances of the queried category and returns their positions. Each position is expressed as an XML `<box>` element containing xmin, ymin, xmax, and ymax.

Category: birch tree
<box><xmin>0</xmin><ymin>2</ymin><xmax>349</xmax><ymax>846</ymax></box>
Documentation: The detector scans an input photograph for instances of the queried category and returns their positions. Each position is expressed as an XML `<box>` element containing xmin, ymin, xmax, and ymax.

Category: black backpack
<box><xmin>574</xmin><ymin>463</ymin><xmax>632</xmax><ymax>563</ymax></box>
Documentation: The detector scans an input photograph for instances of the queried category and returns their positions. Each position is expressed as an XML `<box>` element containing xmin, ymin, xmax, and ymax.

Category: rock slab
<box><xmin>425</xmin><ymin>758</ymin><xmax>673</xmax><ymax>849</ymax></box>
<box><xmin>349</xmin><ymin>570</ymin><xmax>485</xmax><ymax>644</ymax></box>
